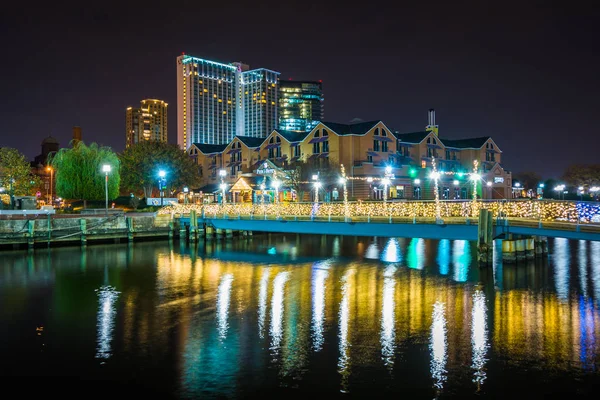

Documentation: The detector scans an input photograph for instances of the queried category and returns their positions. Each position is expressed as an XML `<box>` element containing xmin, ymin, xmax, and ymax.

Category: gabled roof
<box><xmin>320</xmin><ymin>120</ymin><xmax>381</xmax><ymax>135</ymax></box>
<box><xmin>395</xmin><ymin>131</ymin><xmax>430</xmax><ymax>143</ymax></box>
<box><xmin>440</xmin><ymin>136</ymin><xmax>491</xmax><ymax>149</ymax></box>
<box><xmin>191</xmin><ymin>143</ymin><xmax>228</xmax><ymax>154</ymax></box>
<box><xmin>236</xmin><ymin>135</ymin><xmax>266</xmax><ymax>148</ymax></box>
<box><xmin>272</xmin><ymin>129</ymin><xmax>311</xmax><ymax>143</ymax></box>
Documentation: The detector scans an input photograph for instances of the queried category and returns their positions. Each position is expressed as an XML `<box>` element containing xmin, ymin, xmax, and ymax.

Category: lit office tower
<box><xmin>125</xmin><ymin>99</ymin><xmax>168</xmax><ymax>148</ymax></box>
<box><xmin>177</xmin><ymin>54</ymin><xmax>280</xmax><ymax>150</ymax></box>
<box><xmin>278</xmin><ymin>80</ymin><xmax>324</xmax><ymax>132</ymax></box>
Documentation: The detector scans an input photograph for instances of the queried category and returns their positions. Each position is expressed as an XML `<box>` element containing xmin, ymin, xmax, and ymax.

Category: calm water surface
<box><xmin>1</xmin><ymin>235</ymin><xmax>599</xmax><ymax>398</ymax></box>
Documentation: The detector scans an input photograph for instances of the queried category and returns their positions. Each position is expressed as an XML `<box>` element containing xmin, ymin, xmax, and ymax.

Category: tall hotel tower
<box><xmin>177</xmin><ymin>54</ymin><xmax>280</xmax><ymax>151</ymax></box>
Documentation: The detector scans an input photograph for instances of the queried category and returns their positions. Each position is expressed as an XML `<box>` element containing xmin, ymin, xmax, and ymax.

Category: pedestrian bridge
<box><xmin>177</xmin><ymin>213</ymin><xmax>600</xmax><ymax>242</ymax></box>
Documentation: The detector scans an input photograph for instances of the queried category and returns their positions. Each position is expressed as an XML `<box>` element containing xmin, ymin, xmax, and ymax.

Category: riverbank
<box><xmin>0</xmin><ymin>213</ymin><xmax>173</xmax><ymax>249</ymax></box>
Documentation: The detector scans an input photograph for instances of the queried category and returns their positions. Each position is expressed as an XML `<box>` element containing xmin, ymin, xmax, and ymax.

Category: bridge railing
<box><xmin>162</xmin><ymin>199</ymin><xmax>600</xmax><ymax>225</ymax></box>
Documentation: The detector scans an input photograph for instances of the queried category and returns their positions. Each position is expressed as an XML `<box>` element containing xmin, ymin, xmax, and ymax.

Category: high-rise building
<box><xmin>278</xmin><ymin>80</ymin><xmax>324</xmax><ymax>132</ymax></box>
<box><xmin>126</xmin><ymin>99</ymin><xmax>168</xmax><ymax>148</ymax></box>
<box><xmin>176</xmin><ymin>54</ymin><xmax>280</xmax><ymax>151</ymax></box>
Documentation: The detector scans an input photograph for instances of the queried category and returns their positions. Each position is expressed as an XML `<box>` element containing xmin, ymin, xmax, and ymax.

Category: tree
<box><xmin>119</xmin><ymin>141</ymin><xmax>200</xmax><ymax>198</ymax></box>
<box><xmin>285</xmin><ymin>157</ymin><xmax>340</xmax><ymax>202</ymax></box>
<box><xmin>513</xmin><ymin>171</ymin><xmax>542</xmax><ymax>190</ymax></box>
<box><xmin>0</xmin><ymin>147</ymin><xmax>42</xmax><ymax>201</ymax></box>
<box><xmin>51</xmin><ymin>142</ymin><xmax>120</xmax><ymax>206</ymax></box>
<box><xmin>562</xmin><ymin>164</ymin><xmax>600</xmax><ymax>187</ymax></box>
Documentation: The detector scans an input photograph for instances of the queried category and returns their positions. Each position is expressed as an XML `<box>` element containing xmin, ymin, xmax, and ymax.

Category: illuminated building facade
<box><xmin>187</xmin><ymin>110</ymin><xmax>512</xmax><ymax>201</ymax></box>
<box><xmin>125</xmin><ymin>99</ymin><xmax>168</xmax><ymax>148</ymax></box>
<box><xmin>177</xmin><ymin>54</ymin><xmax>280</xmax><ymax>151</ymax></box>
<box><xmin>278</xmin><ymin>80</ymin><xmax>324</xmax><ymax>132</ymax></box>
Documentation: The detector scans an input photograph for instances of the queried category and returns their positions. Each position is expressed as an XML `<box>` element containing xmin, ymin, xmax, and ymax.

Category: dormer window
<box><xmin>322</xmin><ymin>129</ymin><xmax>328</xmax><ymax>137</ymax></box>
<box><xmin>314</xmin><ymin>130</ymin><xmax>320</xmax><ymax>138</ymax></box>
<box><xmin>374</xmin><ymin>128</ymin><xmax>380</xmax><ymax>136</ymax></box>
<box><xmin>276</xmin><ymin>136</ymin><xmax>281</xmax><ymax>143</ymax></box>
<box><xmin>269</xmin><ymin>137</ymin><xmax>274</xmax><ymax>144</ymax></box>
<box><xmin>382</xmin><ymin>130</ymin><xmax>387</xmax><ymax>137</ymax></box>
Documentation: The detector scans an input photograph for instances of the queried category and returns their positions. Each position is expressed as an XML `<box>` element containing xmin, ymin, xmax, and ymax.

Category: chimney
<box><xmin>72</xmin><ymin>126</ymin><xmax>82</xmax><ymax>145</ymax></box>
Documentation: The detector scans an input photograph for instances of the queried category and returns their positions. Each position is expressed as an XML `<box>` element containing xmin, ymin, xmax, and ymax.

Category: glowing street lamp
<box><xmin>158</xmin><ymin>170</ymin><xmax>166</xmax><ymax>206</ymax></box>
<box><xmin>339</xmin><ymin>164</ymin><xmax>350</xmax><ymax>221</ymax></box>
<box><xmin>102</xmin><ymin>164</ymin><xmax>111</xmax><ymax>216</ymax></box>
<box><xmin>486</xmin><ymin>181</ymin><xmax>492</xmax><ymax>187</ymax></box>
<box><xmin>453</xmin><ymin>180</ymin><xmax>459</xmax><ymax>186</ymax></box>
<box><xmin>272</xmin><ymin>179</ymin><xmax>281</xmax><ymax>218</ymax></box>
<box><xmin>46</xmin><ymin>166</ymin><xmax>54</xmax><ymax>206</ymax></box>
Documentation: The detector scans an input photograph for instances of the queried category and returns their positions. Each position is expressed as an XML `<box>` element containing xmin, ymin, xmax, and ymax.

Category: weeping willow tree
<box><xmin>51</xmin><ymin>142</ymin><xmax>120</xmax><ymax>207</ymax></box>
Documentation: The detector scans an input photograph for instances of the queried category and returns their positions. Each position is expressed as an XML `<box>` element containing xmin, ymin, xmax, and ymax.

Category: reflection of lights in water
<box><xmin>553</xmin><ymin>238</ymin><xmax>570</xmax><ymax>301</ymax></box>
<box><xmin>95</xmin><ymin>286</ymin><xmax>119</xmax><ymax>360</ymax></box>
<box><xmin>312</xmin><ymin>265</ymin><xmax>329</xmax><ymax>351</ymax></box>
<box><xmin>437</xmin><ymin>239</ymin><xmax>450</xmax><ymax>275</ymax></box>
<box><xmin>338</xmin><ymin>270</ymin><xmax>353</xmax><ymax>392</ymax></box>
<box><xmin>578</xmin><ymin>295</ymin><xmax>596</xmax><ymax>369</ymax></box>
<box><xmin>381</xmin><ymin>265</ymin><xmax>396</xmax><ymax>368</ymax></box>
<box><xmin>592</xmin><ymin>242</ymin><xmax>600</xmax><ymax>306</ymax></box>
<box><xmin>382</xmin><ymin>238</ymin><xmax>402</xmax><ymax>263</ymax></box>
<box><xmin>407</xmin><ymin>238</ymin><xmax>425</xmax><ymax>270</ymax></box>
<box><xmin>258</xmin><ymin>268</ymin><xmax>270</xmax><ymax>339</ymax></box>
<box><xmin>270</xmin><ymin>271</ymin><xmax>289</xmax><ymax>352</ymax></box>
<box><xmin>430</xmin><ymin>301</ymin><xmax>447</xmax><ymax>390</ymax></box>
<box><xmin>365</xmin><ymin>241</ymin><xmax>379</xmax><ymax>259</ymax></box>
<box><xmin>333</xmin><ymin>237</ymin><xmax>341</xmax><ymax>257</ymax></box>
<box><xmin>471</xmin><ymin>290</ymin><xmax>489</xmax><ymax>387</ymax></box>
<box><xmin>216</xmin><ymin>274</ymin><xmax>233</xmax><ymax>341</ymax></box>
<box><xmin>492</xmin><ymin>240</ymin><xmax>503</xmax><ymax>290</ymax></box>
<box><xmin>452</xmin><ymin>240</ymin><xmax>470</xmax><ymax>282</ymax></box>
<box><xmin>578</xmin><ymin>240</ymin><xmax>588</xmax><ymax>297</ymax></box>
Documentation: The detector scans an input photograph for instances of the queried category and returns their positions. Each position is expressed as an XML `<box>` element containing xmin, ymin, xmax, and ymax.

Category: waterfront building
<box><xmin>186</xmin><ymin>110</ymin><xmax>512</xmax><ymax>201</ymax></box>
<box><xmin>126</xmin><ymin>99</ymin><xmax>168</xmax><ymax>148</ymax></box>
<box><xmin>176</xmin><ymin>54</ymin><xmax>280</xmax><ymax>151</ymax></box>
<box><xmin>278</xmin><ymin>80</ymin><xmax>324</xmax><ymax>132</ymax></box>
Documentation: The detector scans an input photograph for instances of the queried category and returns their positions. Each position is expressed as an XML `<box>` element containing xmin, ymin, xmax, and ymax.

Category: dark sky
<box><xmin>1</xmin><ymin>1</ymin><xmax>599</xmax><ymax>178</ymax></box>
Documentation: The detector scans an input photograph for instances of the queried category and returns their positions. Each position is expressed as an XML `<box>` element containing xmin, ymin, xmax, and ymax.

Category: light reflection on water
<box><xmin>95</xmin><ymin>285</ymin><xmax>119</xmax><ymax>360</ymax></box>
<box><xmin>2</xmin><ymin>235</ymin><xmax>600</xmax><ymax>398</ymax></box>
<box><xmin>430</xmin><ymin>301</ymin><xmax>448</xmax><ymax>390</ymax></box>
<box><xmin>311</xmin><ymin>262</ymin><xmax>329</xmax><ymax>352</ymax></box>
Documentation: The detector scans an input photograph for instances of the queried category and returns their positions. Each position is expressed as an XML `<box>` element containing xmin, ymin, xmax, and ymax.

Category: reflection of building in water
<box><xmin>138</xmin><ymin>242</ymin><xmax>600</xmax><ymax>395</ymax></box>
<box><xmin>493</xmin><ymin>291</ymin><xmax>600</xmax><ymax>369</ymax></box>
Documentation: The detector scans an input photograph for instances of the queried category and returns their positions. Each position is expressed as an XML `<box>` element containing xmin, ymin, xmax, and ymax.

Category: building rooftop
<box><xmin>273</xmin><ymin>129</ymin><xmax>311</xmax><ymax>143</ymax></box>
<box><xmin>395</xmin><ymin>131</ymin><xmax>430</xmax><ymax>143</ymax></box>
<box><xmin>320</xmin><ymin>120</ymin><xmax>380</xmax><ymax>135</ymax></box>
<box><xmin>192</xmin><ymin>143</ymin><xmax>228</xmax><ymax>154</ymax></box>
<box><xmin>440</xmin><ymin>136</ymin><xmax>491</xmax><ymax>149</ymax></box>
<box><xmin>236</xmin><ymin>136</ymin><xmax>266</xmax><ymax>148</ymax></box>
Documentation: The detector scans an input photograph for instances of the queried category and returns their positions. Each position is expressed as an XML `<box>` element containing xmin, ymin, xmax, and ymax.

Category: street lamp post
<box><xmin>46</xmin><ymin>166</ymin><xmax>54</xmax><ymax>206</ymax></box>
<box><xmin>183</xmin><ymin>186</ymin><xmax>189</xmax><ymax>204</ymax></box>
<box><xmin>158</xmin><ymin>170</ymin><xmax>166</xmax><ymax>206</ymax></box>
<box><xmin>102</xmin><ymin>164</ymin><xmax>111</xmax><ymax>216</ymax></box>
<box><xmin>367</xmin><ymin>177</ymin><xmax>373</xmax><ymax>200</ymax></box>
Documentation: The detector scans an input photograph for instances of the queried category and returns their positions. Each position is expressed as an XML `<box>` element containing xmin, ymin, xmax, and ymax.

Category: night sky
<box><xmin>1</xmin><ymin>1</ymin><xmax>598</xmax><ymax>178</ymax></box>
